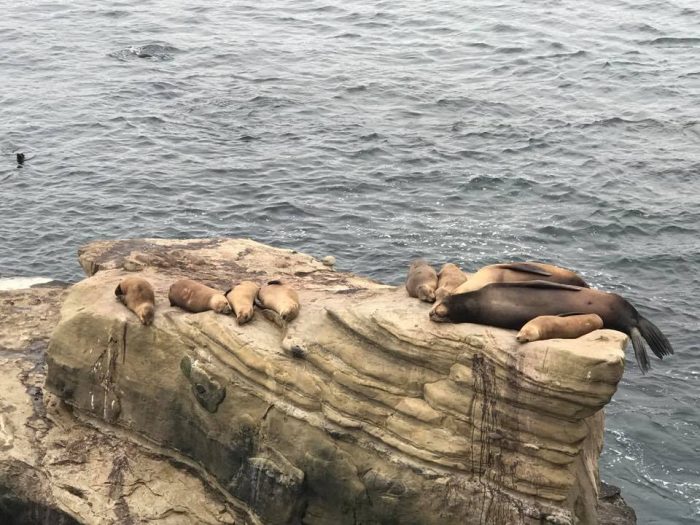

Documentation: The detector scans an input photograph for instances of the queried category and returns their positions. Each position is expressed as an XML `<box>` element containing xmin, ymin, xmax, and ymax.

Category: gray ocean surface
<box><xmin>1</xmin><ymin>1</ymin><xmax>699</xmax><ymax>522</ymax></box>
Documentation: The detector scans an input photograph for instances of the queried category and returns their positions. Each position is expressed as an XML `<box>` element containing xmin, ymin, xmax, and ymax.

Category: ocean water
<box><xmin>1</xmin><ymin>1</ymin><xmax>699</xmax><ymax>522</ymax></box>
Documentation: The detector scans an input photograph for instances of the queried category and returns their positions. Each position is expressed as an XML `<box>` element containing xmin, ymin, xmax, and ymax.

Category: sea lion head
<box><xmin>516</xmin><ymin>326</ymin><xmax>538</xmax><ymax>343</ymax></box>
<box><xmin>429</xmin><ymin>300</ymin><xmax>451</xmax><ymax>323</ymax></box>
<box><xmin>417</xmin><ymin>284</ymin><xmax>436</xmax><ymax>303</ymax></box>
<box><xmin>211</xmin><ymin>295</ymin><xmax>232</xmax><ymax>314</ymax></box>
<box><xmin>136</xmin><ymin>303</ymin><xmax>155</xmax><ymax>326</ymax></box>
<box><xmin>434</xmin><ymin>287</ymin><xmax>450</xmax><ymax>303</ymax></box>
<box><xmin>236</xmin><ymin>306</ymin><xmax>255</xmax><ymax>324</ymax></box>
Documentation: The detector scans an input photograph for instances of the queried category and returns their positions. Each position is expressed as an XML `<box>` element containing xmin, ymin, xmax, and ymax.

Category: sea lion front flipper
<box><xmin>557</xmin><ymin>312</ymin><xmax>587</xmax><ymax>317</ymax></box>
<box><xmin>489</xmin><ymin>280</ymin><xmax>584</xmax><ymax>291</ymax></box>
<box><xmin>494</xmin><ymin>263</ymin><xmax>552</xmax><ymax>277</ymax></box>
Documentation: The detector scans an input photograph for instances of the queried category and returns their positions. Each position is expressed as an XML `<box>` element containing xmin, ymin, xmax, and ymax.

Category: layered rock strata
<box><xmin>41</xmin><ymin>238</ymin><xmax>633</xmax><ymax>524</ymax></box>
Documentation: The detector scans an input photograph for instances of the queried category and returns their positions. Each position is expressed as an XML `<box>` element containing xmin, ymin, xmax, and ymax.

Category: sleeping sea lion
<box><xmin>257</xmin><ymin>280</ymin><xmax>300</xmax><ymax>322</ymax></box>
<box><xmin>516</xmin><ymin>313</ymin><xmax>604</xmax><ymax>343</ymax></box>
<box><xmin>225</xmin><ymin>281</ymin><xmax>259</xmax><ymax>324</ymax></box>
<box><xmin>434</xmin><ymin>263</ymin><xmax>468</xmax><ymax>303</ymax></box>
<box><xmin>452</xmin><ymin>262</ymin><xmax>588</xmax><ymax>294</ymax></box>
<box><xmin>430</xmin><ymin>280</ymin><xmax>673</xmax><ymax>374</ymax></box>
<box><xmin>406</xmin><ymin>259</ymin><xmax>438</xmax><ymax>303</ymax></box>
<box><xmin>169</xmin><ymin>279</ymin><xmax>231</xmax><ymax>314</ymax></box>
<box><xmin>115</xmin><ymin>276</ymin><xmax>155</xmax><ymax>325</ymax></box>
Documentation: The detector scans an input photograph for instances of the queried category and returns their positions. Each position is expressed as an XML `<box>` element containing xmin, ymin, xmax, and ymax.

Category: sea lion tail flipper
<box><xmin>496</xmin><ymin>263</ymin><xmax>552</xmax><ymax>277</ymax></box>
<box><xmin>637</xmin><ymin>317</ymin><xmax>674</xmax><ymax>358</ymax></box>
<box><xmin>629</xmin><ymin>327</ymin><xmax>651</xmax><ymax>374</ymax></box>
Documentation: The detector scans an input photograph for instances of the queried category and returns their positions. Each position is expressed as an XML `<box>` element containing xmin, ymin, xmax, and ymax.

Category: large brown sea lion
<box><xmin>430</xmin><ymin>281</ymin><xmax>673</xmax><ymax>374</ymax></box>
<box><xmin>405</xmin><ymin>260</ymin><xmax>438</xmax><ymax>303</ymax></box>
<box><xmin>516</xmin><ymin>313</ymin><xmax>604</xmax><ymax>343</ymax></box>
<box><xmin>225</xmin><ymin>281</ymin><xmax>259</xmax><ymax>324</ymax></box>
<box><xmin>115</xmin><ymin>276</ymin><xmax>155</xmax><ymax>325</ymax></box>
<box><xmin>452</xmin><ymin>262</ymin><xmax>588</xmax><ymax>294</ymax></box>
<box><xmin>434</xmin><ymin>263</ymin><xmax>469</xmax><ymax>303</ymax></box>
<box><xmin>257</xmin><ymin>280</ymin><xmax>300</xmax><ymax>322</ymax></box>
<box><xmin>168</xmin><ymin>279</ymin><xmax>231</xmax><ymax>314</ymax></box>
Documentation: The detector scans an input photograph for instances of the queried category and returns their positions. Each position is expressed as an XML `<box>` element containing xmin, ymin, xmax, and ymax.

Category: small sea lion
<box><xmin>452</xmin><ymin>262</ymin><xmax>588</xmax><ymax>294</ymax></box>
<box><xmin>16</xmin><ymin>153</ymin><xmax>25</xmax><ymax>165</ymax></box>
<box><xmin>516</xmin><ymin>313</ymin><xmax>604</xmax><ymax>343</ymax></box>
<box><xmin>169</xmin><ymin>279</ymin><xmax>231</xmax><ymax>314</ymax></box>
<box><xmin>115</xmin><ymin>276</ymin><xmax>155</xmax><ymax>325</ymax></box>
<box><xmin>430</xmin><ymin>280</ymin><xmax>673</xmax><ymax>374</ymax></box>
<box><xmin>257</xmin><ymin>280</ymin><xmax>300</xmax><ymax>321</ymax></box>
<box><xmin>405</xmin><ymin>259</ymin><xmax>438</xmax><ymax>303</ymax></box>
<box><xmin>225</xmin><ymin>281</ymin><xmax>259</xmax><ymax>324</ymax></box>
<box><xmin>434</xmin><ymin>263</ymin><xmax>469</xmax><ymax>303</ymax></box>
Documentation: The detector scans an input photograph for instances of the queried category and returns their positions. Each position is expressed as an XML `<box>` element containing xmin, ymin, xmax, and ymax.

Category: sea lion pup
<box><xmin>115</xmin><ymin>276</ymin><xmax>155</xmax><ymax>325</ymax></box>
<box><xmin>168</xmin><ymin>279</ymin><xmax>231</xmax><ymax>314</ymax></box>
<box><xmin>257</xmin><ymin>280</ymin><xmax>300</xmax><ymax>322</ymax></box>
<box><xmin>225</xmin><ymin>281</ymin><xmax>259</xmax><ymax>324</ymax></box>
<box><xmin>434</xmin><ymin>263</ymin><xmax>468</xmax><ymax>303</ymax></box>
<box><xmin>405</xmin><ymin>259</ymin><xmax>438</xmax><ymax>303</ymax></box>
<box><xmin>430</xmin><ymin>281</ymin><xmax>673</xmax><ymax>374</ymax></box>
<box><xmin>452</xmin><ymin>262</ymin><xmax>588</xmax><ymax>294</ymax></box>
<box><xmin>516</xmin><ymin>313</ymin><xmax>604</xmax><ymax>343</ymax></box>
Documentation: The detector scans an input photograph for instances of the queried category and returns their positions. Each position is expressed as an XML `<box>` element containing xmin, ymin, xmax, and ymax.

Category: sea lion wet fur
<box><xmin>516</xmin><ymin>313</ymin><xmax>604</xmax><ymax>343</ymax></box>
<box><xmin>115</xmin><ymin>276</ymin><xmax>156</xmax><ymax>325</ymax></box>
<box><xmin>453</xmin><ymin>262</ymin><xmax>588</xmax><ymax>294</ymax></box>
<box><xmin>405</xmin><ymin>259</ymin><xmax>438</xmax><ymax>303</ymax></box>
<box><xmin>257</xmin><ymin>280</ymin><xmax>300</xmax><ymax>322</ymax></box>
<box><xmin>225</xmin><ymin>281</ymin><xmax>259</xmax><ymax>324</ymax></box>
<box><xmin>168</xmin><ymin>278</ymin><xmax>231</xmax><ymax>314</ymax></box>
<box><xmin>430</xmin><ymin>280</ymin><xmax>673</xmax><ymax>374</ymax></box>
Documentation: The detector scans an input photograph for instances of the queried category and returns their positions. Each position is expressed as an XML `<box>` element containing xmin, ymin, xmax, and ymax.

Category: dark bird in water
<box><xmin>16</xmin><ymin>153</ymin><xmax>25</xmax><ymax>165</ymax></box>
<box><xmin>430</xmin><ymin>280</ymin><xmax>674</xmax><ymax>374</ymax></box>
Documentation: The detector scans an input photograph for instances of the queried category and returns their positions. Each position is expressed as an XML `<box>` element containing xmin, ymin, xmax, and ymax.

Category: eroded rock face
<box><xmin>0</xmin><ymin>285</ymin><xmax>243</xmax><ymax>524</ymax></box>
<box><xmin>43</xmin><ymin>238</ymin><xmax>633</xmax><ymax>524</ymax></box>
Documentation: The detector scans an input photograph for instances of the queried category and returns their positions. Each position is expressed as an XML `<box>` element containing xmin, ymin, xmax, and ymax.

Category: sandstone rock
<box><xmin>2</xmin><ymin>237</ymin><xmax>636</xmax><ymax>524</ymax></box>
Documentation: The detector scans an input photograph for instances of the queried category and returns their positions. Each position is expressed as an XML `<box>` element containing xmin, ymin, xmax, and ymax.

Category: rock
<box><xmin>321</xmin><ymin>256</ymin><xmax>336</xmax><ymax>268</ymax></box>
<box><xmin>2</xmin><ymin>238</ymin><xmax>636</xmax><ymax>524</ymax></box>
<box><xmin>0</xmin><ymin>286</ymin><xmax>244</xmax><ymax>524</ymax></box>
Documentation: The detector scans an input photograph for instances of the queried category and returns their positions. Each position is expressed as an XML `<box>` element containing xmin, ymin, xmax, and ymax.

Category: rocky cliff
<box><xmin>2</xmin><ymin>238</ymin><xmax>636</xmax><ymax>524</ymax></box>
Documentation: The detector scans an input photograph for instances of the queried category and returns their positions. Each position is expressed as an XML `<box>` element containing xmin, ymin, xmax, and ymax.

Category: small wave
<box><xmin>108</xmin><ymin>43</ymin><xmax>181</xmax><ymax>61</ymax></box>
<box><xmin>0</xmin><ymin>277</ymin><xmax>54</xmax><ymax>290</ymax></box>
<box><xmin>641</xmin><ymin>37</ymin><xmax>700</xmax><ymax>46</ymax></box>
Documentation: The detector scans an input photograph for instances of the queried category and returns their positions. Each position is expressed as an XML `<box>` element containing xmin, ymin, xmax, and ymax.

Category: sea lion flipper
<box><xmin>115</xmin><ymin>283</ymin><xmax>123</xmax><ymax>296</ymax></box>
<box><xmin>637</xmin><ymin>317</ymin><xmax>674</xmax><ymax>357</ymax></box>
<box><xmin>630</xmin><ymin>327</ymin><xmax>651</xmax><ymax>374</ymax></box>
<box><xmin>495</xmin><ymin>263</ymin><xmax>552</xmax><ymax>277</ymax></box>
<box><xmin>491</xmin><ymin>280</ymin><xmax>583</xmax><ymax>291</ymax></box>
<box><xmin>557</xmin><ymin>312</ymin><xmax>587</xmax><ymax>317</ymax></box>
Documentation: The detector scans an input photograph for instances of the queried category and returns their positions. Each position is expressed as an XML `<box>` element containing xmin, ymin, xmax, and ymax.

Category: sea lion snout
<box><xmin>418</xmin><ymin>284</ymin><xmax>436</xmax><ymax>303</ymax></box>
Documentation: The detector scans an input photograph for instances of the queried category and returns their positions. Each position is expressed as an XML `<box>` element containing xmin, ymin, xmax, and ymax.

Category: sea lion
<box><xmin>434</xmin><ymin>263</ymin><xmax>469</xmax><ymax>303</ymax></box>
<box><xmin>115</xmin><ymin>276</ymin><xmax>155</xmax><ymax>325</ymax></box>
<box><xmin>168</xmin><ymin>279</ymin><xmax>231</xmax><ymax>314</ymax></box>
<box><xmin>430</xmin><ymin>281</ymin><xmax>673</xmax><ymax>374</ymax></box>
<box><xmin>405</xmin><ymin>259</ymin><xmax>438</xmax><ymax>303</ymax></box>
<box><xmin>225</xmin><ymin>281</ymin><xmax>259</xmax><ymax>324</ymax></box>
<box><xmin>452</xmin><ymin>262</ymin><xmax>588</xmax><ymax>294</ymax></box>
<box><xmin>257</xmin><ymin>280</ymin><xmax>300</xmax><ymax>321</ymax></box>
<box><xmin>516</xmin><ymin>313</ymin><xmax>604</xmax><ymax>343</ymax></box>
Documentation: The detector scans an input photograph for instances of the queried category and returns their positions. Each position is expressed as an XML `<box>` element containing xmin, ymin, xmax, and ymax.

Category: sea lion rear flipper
<box><xmin>491</xmin><ymin>280</ymin><xmax>583</xmax><ymax>291</ymax></box>
<box><xmin>637</xmin><ymin>317</ymin><xmax>674</xmax><ymax>357</ymax></box>
<box><xmin>630</xmin><ymin>327</ymin><xmax>651</xmax><ymax>374</ymax></box>
<box><xmin>495</xmin><ymin>263</ymin><xmax>552</xmax><ymax>277</ymax></box>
